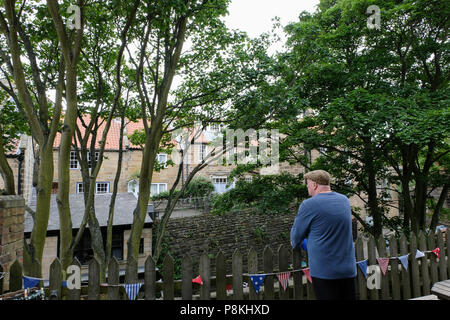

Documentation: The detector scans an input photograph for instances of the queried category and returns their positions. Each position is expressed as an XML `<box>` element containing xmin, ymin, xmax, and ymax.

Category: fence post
<box><xmin>263</xmin><ymin>246</ymin><xmax>274</xmax><ymax>300</ymax></box>
<box><xmin>232</xmin><ymin>249</ymin><xmax>243</xmax><ymax>300</ymax></box>
<box><xmin>277</xmin><ymin>244</ymin><xmax>290</xmax><ymax>300</ymax></box>
<box><xmin>88</xmin><ymin>258</ymin><xmax>100</xmax><ymax>300</ymax></box>
<box><xmin>389</xmin><ymin>235</ymin><xmax>401</xmax><ymax>300</ymax></box>
<box><xmin>49</xmin><ymin>258</ymin><xmax>62</xmax><ymax>300</ymax></box>
<box><xmin>145</xmin><ymin>255</ymin><xmax>156</xmax><ymax>300</ymax></box>
<box><xmin>9</xmin><ymin>259</ymin><xmax>22</xmax><ymax>292</ymax></box>
<box><xmin>162</xmin><ymin>254</ymin><xmax>174</xmax><ymax>300</ymax></box>
<box><xmin>355</xmin><ymin>237</ymin><xmax>367</xmax><ymax>300</ymax></box>
<box><xmin>418</xmin><ymin>231</ymin><xmax>431</xmax><ymax>295</ymax></box>
<box><xmin>199</xmin><ymin>252</ymin><xmax>210</xmax><ymax>300</ymax></box>
<box><xmin>216</xmin><ymin>251</ymin><xmax>227</xmax><ymax>300</ymax></box>
<box><xmin>376</xmin><ymin>236</ymin><xmax>390</xmax><ymax>300</ymax></box>
<box><xmin>409</xmin><ymin>233</ymin><xmax>421</xmax><ymax>298</ymax></box>
<box><xmin>67</xmin><ymin>257</ymin><xmax>81</xmax><ymax>300</ymax></box>
<box><xmin>399</xmin><ymin>234</ymin><xmax>411</xmax><ymax>300</ymax></box>
<box><xmin>292</xmin><ymin>248</ymin><xmax>303</xmax><ymax>300</ymax></box>
<box><xmin>108</xmin><ymin>257</ymin><xmax>120</xmax><ymax>300</ymax></box>
<box><xmin>437</xmin><ymin>230</ymin><xmax>447</xmax><ymax>281</ymax></box>
<box><xmin>428</xmin><ymin>232</ymin><xmax>439</xmax><ymax>285</ymax></box>
<box><xmin>367</xmin><ymin>236</ymin><xmax>379</xmax><ymax>300</ymax></box>
<box><xmin>181</xmin><ymin>254</ymin><xmax>192</xmax><ymax>300</ymax></box>
<box><xmin>248</xmin><ymin>247</ymin><xmax>259</xmax><ymax>300</ymax></box>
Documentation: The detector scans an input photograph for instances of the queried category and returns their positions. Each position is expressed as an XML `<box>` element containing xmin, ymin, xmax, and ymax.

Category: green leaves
<box><xmin>211</xmin><ymin>173</ymin><xmax>307</xmax><ymax>215</ymax></box>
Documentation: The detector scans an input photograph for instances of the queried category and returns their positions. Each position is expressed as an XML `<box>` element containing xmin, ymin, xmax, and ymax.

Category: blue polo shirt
<box><xmin>290</xmin><ymin>192</ymin><xmax>357</xmax><ymax>279</ymax></box>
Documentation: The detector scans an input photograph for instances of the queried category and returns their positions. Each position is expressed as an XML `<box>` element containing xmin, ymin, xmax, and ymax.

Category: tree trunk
<box><xmin>0</xmin><ymin>132</ymin><xmax>15</xmax><ymax>195</ymax></box>
<box><xmin>25</xmin><ymin>142</ymin><xmax>54</xmax><ymax>276</ymax></box>
<box><xmin>125</xmin><ymin>5</ymin><xmax>189</xmax><ymax>277</ymax></box>
<box><xmin>429</xmin><ymin>183</ymin><xmax>449</xmax><ymax>232</ymax></box>
<box><xmin>127</xmin><ymin>134</ymin><xmax>160</xmax><ymax>262</ymax></box>
<box><xmin>106</xmin><ymin>112</ymin><xmax>126</xmax><ymax>266</ymax></box>
<box><xmin>56</xmin><ymin>66</ymin><xmax>79</xmax><ymax>270</ymax></box>
<box><xmin>363</xmin><ymin>141</ymin><xmax>383</xmax><ymax>238</ymax></box>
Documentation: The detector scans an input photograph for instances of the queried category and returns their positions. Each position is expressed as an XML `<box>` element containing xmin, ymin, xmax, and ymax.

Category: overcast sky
<box><xmin>223</xmin><ymin>0</ymin><xmax>320</xmax><ymax>38</ymax></box>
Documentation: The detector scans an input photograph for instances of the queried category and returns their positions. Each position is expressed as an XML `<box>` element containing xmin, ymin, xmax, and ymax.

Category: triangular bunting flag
<box><xmin>398</xmin><ymin>254</ymin><xmax>409</xmax><ymax>270</ymax></box>
<box><xmin>432</xmin><ymin>248</ymin><xmax>440</xmax><ymax>259</ymax></box>
<box><xmin>192</xmin><ymin>275</ymin><xmax>203</xmax><ymax>285</ymax></box>
<box><xmin>249</xmin><ymin>274</ymin><xmax>266</xmax><ymax>294</ymax></box>
<box><xmin>23</xmin><ymin>275</ymin><xmax>43</xmax><ymax>289</ymax></box>
<box><xmin>302</xmin><ymin>268</ymin><xmax>312</xmax><ymax>283</ymax></box>
<box><xmin>415</xmin><ymin>250</ymin><xmax>425</xmax><ymax>259</ymax></box>
<box><xmin>357</xmin><ymin>260</ymin><xmax>368</xmax><ymax>278</ymax></box>
<box><xmin>276</xmin><ymin>272</ymin><xmax>291</xmax><ymax>291</ymax></box>
<box><xmin>377</xmin><ymin>258</ymin><xmax>390</xmax><ymax>275</ymax></box>
<box><xmin>123</xmin><ymin>283</ymin><xmax>142</xmax><ymax>300</ymax></box>
<box><xmin>226</xmin><ymin>284</ymin><xmax>231</xmax><ymax>291</ymax></box>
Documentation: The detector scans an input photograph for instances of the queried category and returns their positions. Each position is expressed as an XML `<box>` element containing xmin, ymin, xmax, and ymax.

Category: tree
<box><xmin>1</xmin><ymin>0</ymin><xmax>66</xmax><ymax>275</ymax></box>
<box><xmin>224</xmin><ymin>0</ymin><xmax>449</xmax><ymax>237</ymax></box>
<box><xmin>0</xmin><ymin>89</ymin><xmax>28</xmax><ymax>195</ymax></box>
<box><xmin>123</xmin><ymin>0</ymin><xmax>275</xmax><ymax>277</ymax></box>
<box><xmin>0</xmin><ymin>0</ymin><xmax>141</xmax><ymax>276</ymax></box>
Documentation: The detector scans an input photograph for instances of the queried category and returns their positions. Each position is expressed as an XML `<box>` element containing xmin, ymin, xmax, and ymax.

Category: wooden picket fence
<box><xmin>1</xmin><ymin>230</ymin><xmax>449</xmax><ymax>300</ymax></box>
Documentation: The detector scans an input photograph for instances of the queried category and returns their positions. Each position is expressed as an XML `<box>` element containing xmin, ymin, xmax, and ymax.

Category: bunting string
<box><xmin>0</xmin><ymin>246</ymin><xmax>441</xmax><ymax>296</ymax></box>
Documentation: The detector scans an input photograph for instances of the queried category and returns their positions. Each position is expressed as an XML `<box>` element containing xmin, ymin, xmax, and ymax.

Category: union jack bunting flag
<box><xmin>276</xmin><ymin>272</ymin><xmax>290</xmax><ymax>291</ymax></box>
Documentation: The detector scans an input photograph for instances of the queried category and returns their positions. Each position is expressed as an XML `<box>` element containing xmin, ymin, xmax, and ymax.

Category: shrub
<box><xmin>211</xmin><ymin>173</ymin><xmax>308</xmax><ymax>215</ymax></box>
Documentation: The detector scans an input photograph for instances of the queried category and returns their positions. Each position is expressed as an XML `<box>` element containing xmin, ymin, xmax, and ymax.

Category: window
<box><xmin>70</xmin><ymin>151</ymin><xmax>100</xmax><ymax>169</ymax></box>
<box><xmin>70</xmin><ymin>151</ymin><xmax>79</xmax><ymax>169</ymax></box>
<box><xmin>199</xmin><ymin>144</ymin><xmax>207</xmax><ymax>162</ymax></box>
<box><xmin>96</xmin><ymin>182</ymin><xmax>110</xmax><ymax>194</ymax></box>
<box><xmin>157</xmin><ymin>153</ymin><xmax>168</xmax><ymax>167</ymax></box>
<box><xmin>209</xmin><ymin>123</ymin><xmax>220</xmax><ymax>132</ymax></box>
<box><xmin>111</xmin><ymin>232</ymin><xmax>123</xmax><ymax>260</ymax></box>
<box><xmin>76</xmin><ymin>182</ymin><xmax>110</xmax><ymax>194</ymax></box>
<box><xmin>139</xmin><ymin>238</ymin><xmax>144</xmax><ymax>254</ymax></box>
<box><xmin>212</xmin><ymin>176</ymin><xmax>230</xmax><ymax>194</ymax></box>
<box><xmin>88</xmin><ymin>152</ymin><xmax>100</xmax><ymax>169</ymax></box>
<box><xmin>150</xmin><ymin>183</ymin><xmax>167</xmax><ymax>196</ymax></box>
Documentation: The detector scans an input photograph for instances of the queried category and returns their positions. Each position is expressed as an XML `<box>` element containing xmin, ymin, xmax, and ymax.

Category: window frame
<box><xmin>76</xmin><ymin>181</ymin><xmax>110</xmax><ymax>194</ymax></box>
<box><xmin>69</xmin><ymin>151</ymin><xmax>79</xmax><ymax>169</ymax></box>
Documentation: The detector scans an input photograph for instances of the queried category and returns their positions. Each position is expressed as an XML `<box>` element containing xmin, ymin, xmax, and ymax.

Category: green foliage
<box><xmin>150</xmin><ymin>177</ymin><xmax>214</xmax><ymax>201</ymax></box>
<box><xmin>211</xmin><ymin>173</ymin><xmax>307</xmax><ymax>215</ymax></box>
<box><xmin>0</xmin><ymin>92</ymin><xmax>29</xmax><ymax>150</ymax></box>
<box><xmin>184</xmin><ymin>176</ymin><xmax>215</xmax><ymax>198</ymax></box>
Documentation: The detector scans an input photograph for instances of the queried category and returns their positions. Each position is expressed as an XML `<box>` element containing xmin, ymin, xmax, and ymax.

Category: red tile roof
<box><xmin>53</xmin><ymin>115</ymin><xmax>147</xmax><ymax>150</ymax></box>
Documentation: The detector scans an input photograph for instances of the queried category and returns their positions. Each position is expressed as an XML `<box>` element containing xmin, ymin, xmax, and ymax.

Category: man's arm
<box><xmin>290</xmin><ymin>201</ymin><xmax>311</xmax><ymax>250</ymax></box>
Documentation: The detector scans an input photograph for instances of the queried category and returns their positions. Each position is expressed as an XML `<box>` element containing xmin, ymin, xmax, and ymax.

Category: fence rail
<box><xmin>1</xmin><ymin>230</ymin><xmax>448</xmax><ymax>300</ymax></box>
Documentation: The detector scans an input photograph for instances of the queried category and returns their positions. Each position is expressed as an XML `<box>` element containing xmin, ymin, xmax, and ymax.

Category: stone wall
<box><xmin>0</xmin><ymin>195</ymin><xmax>25</xmax><ymax>292</ymax></box>
<box><xmin>161</xmin><ymin>209</ymin><xmax>298</xmax><ymax>276</ymax></box>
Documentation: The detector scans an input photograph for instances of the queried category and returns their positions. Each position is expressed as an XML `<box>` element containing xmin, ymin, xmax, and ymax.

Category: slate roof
<box><xmin>25</xmin><ymin>191</ymin><xmax>152</xmax><ymax>233</ymax></box>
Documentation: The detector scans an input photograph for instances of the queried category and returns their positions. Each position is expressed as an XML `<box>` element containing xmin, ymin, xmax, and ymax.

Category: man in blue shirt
<box><xmin>291</xmin><ymin>170</ymin><xmax>357</xmax><ymax>300</ymax></box>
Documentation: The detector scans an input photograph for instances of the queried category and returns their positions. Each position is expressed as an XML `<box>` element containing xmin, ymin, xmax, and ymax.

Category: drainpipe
<box><xmin>17</xmin><ymin>149</ymin><xmax>24</xmax><ymax>195</ymax></box>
